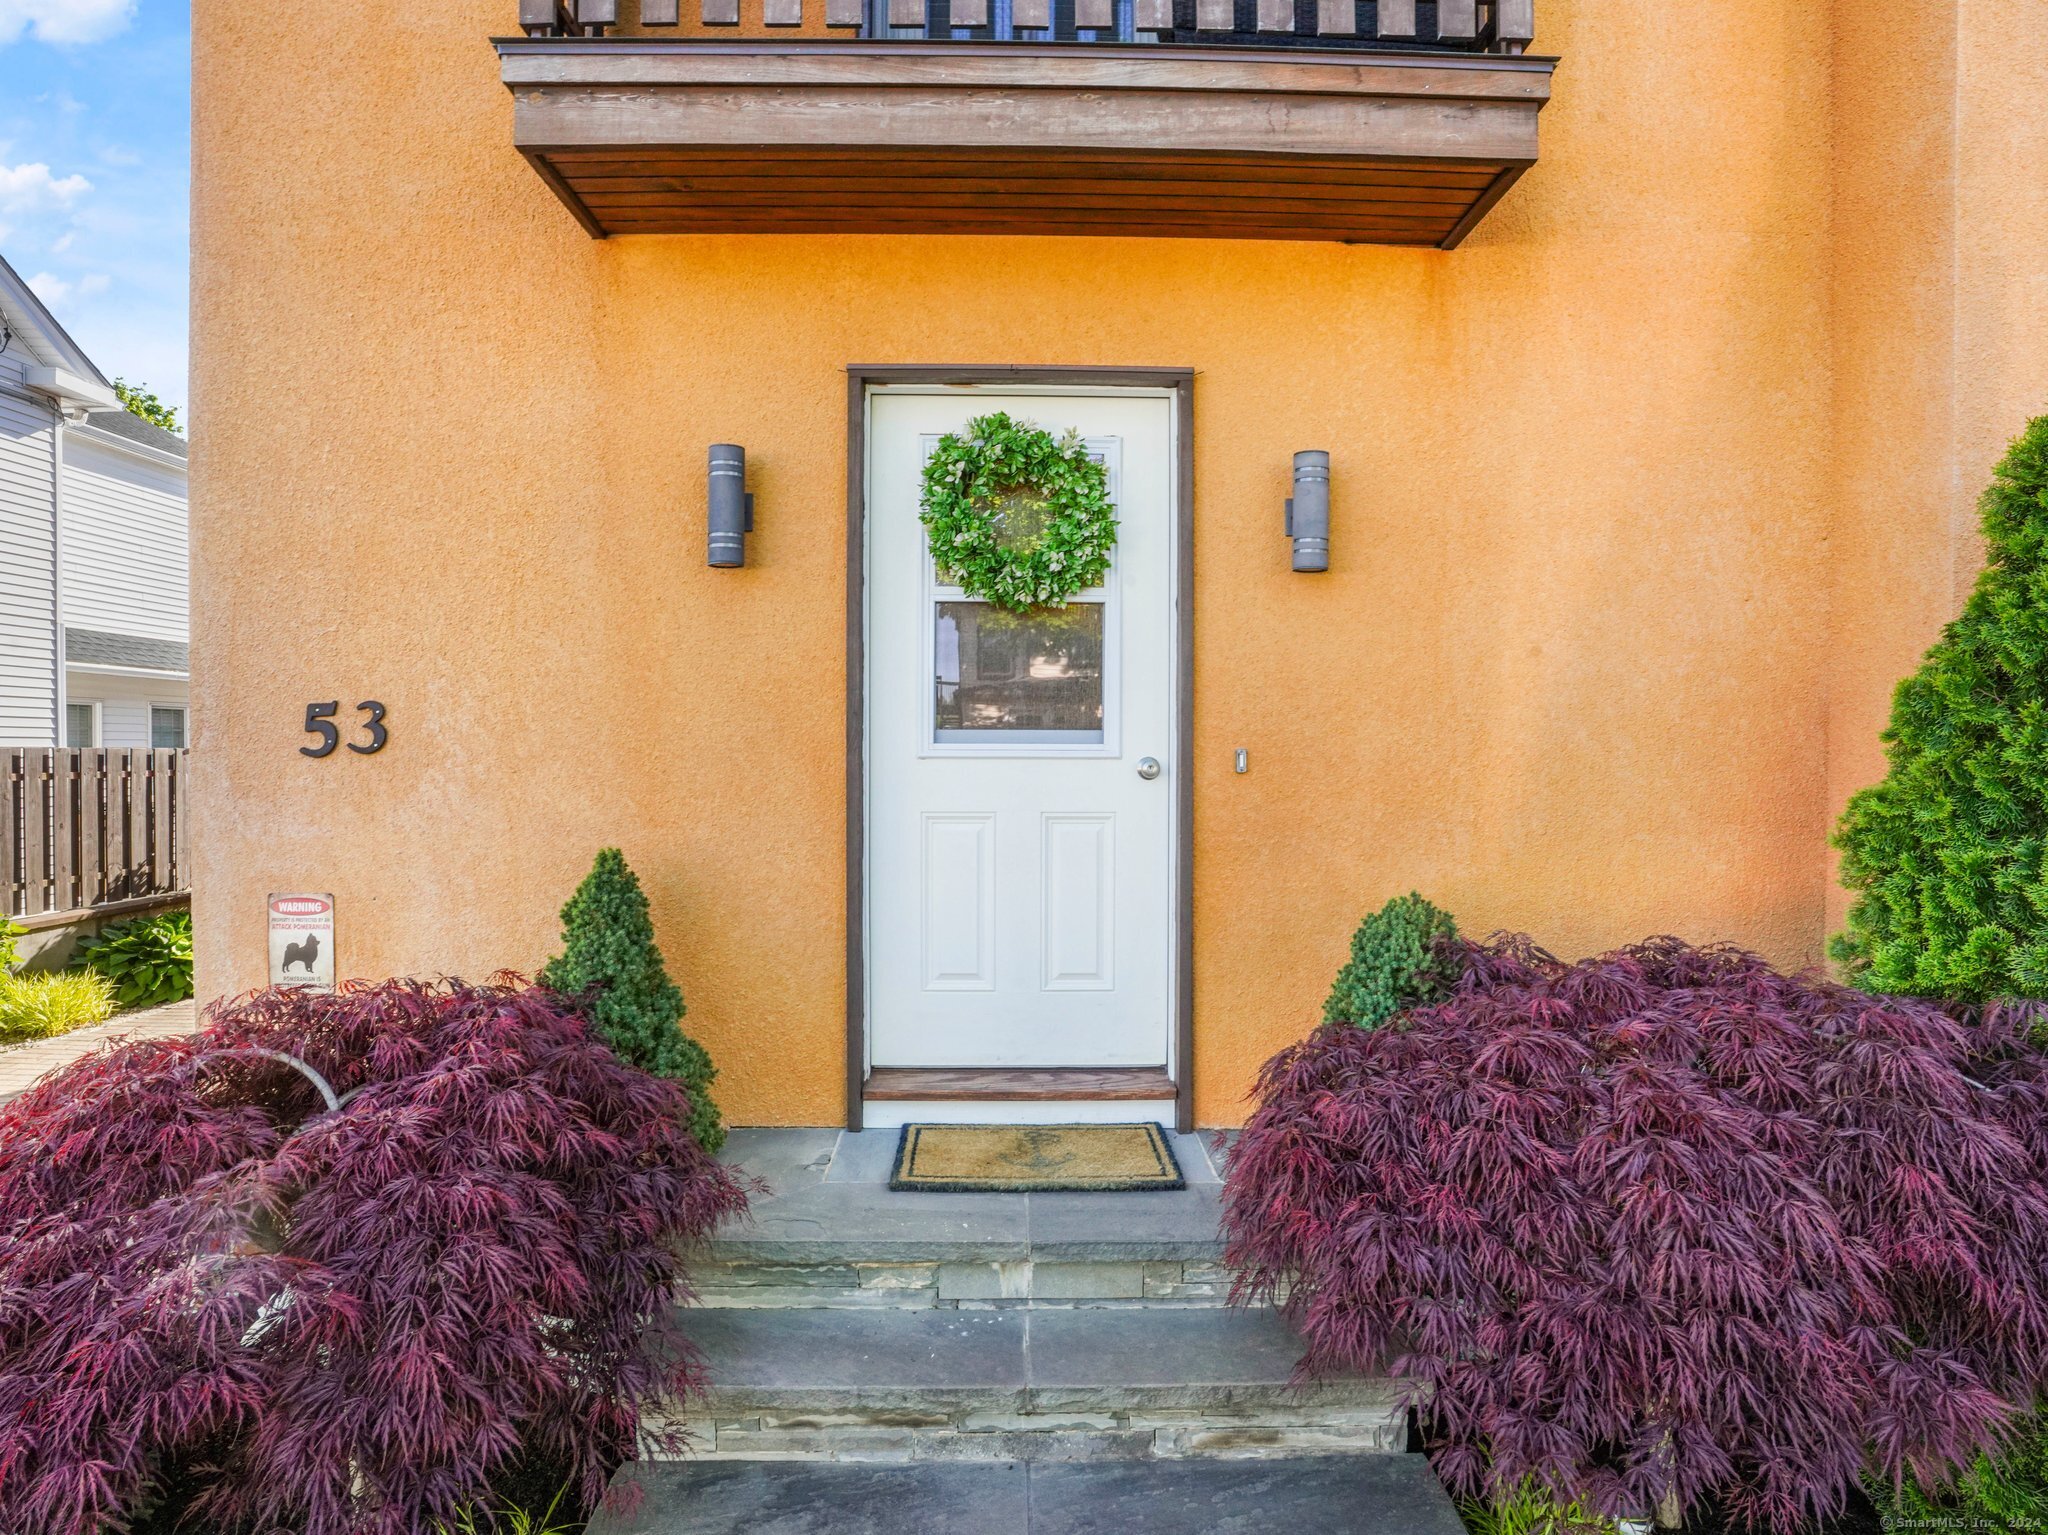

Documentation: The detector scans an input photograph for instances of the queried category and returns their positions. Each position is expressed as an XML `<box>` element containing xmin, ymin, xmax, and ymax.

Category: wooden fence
<box><xmin>1</xmin><ymin>749</ymin><xmax>189</xmax><ymax>920</ymax></box>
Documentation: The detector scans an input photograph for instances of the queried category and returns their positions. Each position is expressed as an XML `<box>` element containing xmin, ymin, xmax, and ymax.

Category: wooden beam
<box><xmin>499</xmin><ymin>44</ymin><xmax>1553</xmax><ymax>106</ymax></box>
<box><xmin>499</xmin><ymin>42</ymin><xmax>1551</xmax><ymax>247</ymax></box>
<box><xmin>862</xmin><ymin>1066</ymin><xmax>1178</xmax><ymax>1101</ymax></box>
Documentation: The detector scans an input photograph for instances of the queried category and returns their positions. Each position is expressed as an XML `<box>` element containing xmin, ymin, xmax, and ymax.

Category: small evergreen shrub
<box><xmin>0</xmin><ymin>977</ymin><xmax>749</xmax><ymax>1535</ymax></box>
<box><xmin>1833</xmin><ymin>413</ymin><xmax>2048</xmax><ymax>1000</ymax></box>
<box><xmin>77</xmin><ymin>908</ymin><xmax>194</xmax><ymax>1008</ymax></box>
<box><xmin>1226</xmin><ymin>935</ymin><xmax>2048</xmax><ymax>1531</ymax></box>
<box><xmin>539</xmin><ymin>848</ymin><xmax>723</xmax><ymax>1152</ymax></box>
<box><xmin>1322</xmin><ymin>892</ymin><xmax>1460</xmax><ymax>1029</ymax></box>
<box><xmin>0</xmin><ymin>969</ymin><xmax>116</xmax><ymax>1043</ymax></box>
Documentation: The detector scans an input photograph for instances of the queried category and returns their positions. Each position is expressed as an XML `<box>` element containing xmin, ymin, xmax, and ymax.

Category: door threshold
<box><xmin>864</xmin><ymin>1067</ymin><xmax>1176</xmax><ymax>1102</ymax></box>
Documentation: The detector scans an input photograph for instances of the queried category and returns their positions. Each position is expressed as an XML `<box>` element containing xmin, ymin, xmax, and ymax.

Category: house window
<box><xmin>65</xmin><ymin>702</ymin><xmax>98</xmax><ymax>748</ymax></box>
<box><xmin>150</xmin><ymin>706</ymin><xmax>187</xmax><ymax>749</ymax></box>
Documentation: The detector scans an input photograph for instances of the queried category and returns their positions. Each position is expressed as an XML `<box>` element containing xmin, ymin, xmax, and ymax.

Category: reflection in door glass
<box><xmin>935</xmin><ymin>602</ymin><xmax>1104</xmax><ymax>744</ymax></box>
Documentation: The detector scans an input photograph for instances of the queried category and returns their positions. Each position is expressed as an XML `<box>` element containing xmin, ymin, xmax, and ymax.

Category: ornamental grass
<box><xmin>1223</xmin><ymin>935</ymin><xmax>2048</xmax><ymax>1531</ymax></box>
<box><xmin>0</xmin><ymin>968</ymin><xmax>116</xmax><ymax>1044</ymax></box>
<box><xmin>0</xmin><ymin>976</ymin><xmax>749</xmax><ymax>1535</ymax></box>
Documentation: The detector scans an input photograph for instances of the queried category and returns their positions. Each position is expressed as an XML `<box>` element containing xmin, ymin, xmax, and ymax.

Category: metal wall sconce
<box><xmin>1285</xmin><ymin>450</ymin><xmax>1330</xmax><ymax>572</ymax></box>
<box><xmin>708</xmin><ymin>443</ymin><xmax>754</xmax><ymax>568</ymax></box>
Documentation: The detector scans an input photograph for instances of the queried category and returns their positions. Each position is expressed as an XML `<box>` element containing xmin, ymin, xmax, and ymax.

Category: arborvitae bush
<box><xmin>539</xmin><ymin>848</ymin><xmax>723</xmax><ymax>1152</ymax></box>
<box><xmin>1226</xmin><ymin>934</ymin><xmax>2048</xmax><ymax>1531</ymax></box>
<box><xmin>1322</xmin><ymin>892</ymin><xmax>1461</xmax><ymax>1029</ymax></box>
<box><xmin>0</xmin><ymin>978</ymin><xmax>748</xmax><ymax>1535</ymax></box>
<box><xmin>1833</xmin><ymin>414</ymin><xmax>2048</xmax><ymax>1001</ymax></box>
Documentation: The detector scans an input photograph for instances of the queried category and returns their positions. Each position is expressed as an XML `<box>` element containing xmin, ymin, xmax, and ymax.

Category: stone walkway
<box><xmin>0</xmin><ymin>998</ymin><xmax>199</xmax><ymax>1105</ymax></box>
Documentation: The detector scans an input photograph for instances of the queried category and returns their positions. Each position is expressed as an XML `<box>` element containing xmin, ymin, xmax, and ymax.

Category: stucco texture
<box><xmin>190</xmin><ymin>1</ymin><xmax>2047</xmax><ymax>1126</ymax></box>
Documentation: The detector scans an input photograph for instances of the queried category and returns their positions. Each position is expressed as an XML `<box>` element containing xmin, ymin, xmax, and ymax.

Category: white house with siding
<box><xmin>0</xmin><ymin>255</ymin><xmax>188</xmax><ymax>751</ymax></box>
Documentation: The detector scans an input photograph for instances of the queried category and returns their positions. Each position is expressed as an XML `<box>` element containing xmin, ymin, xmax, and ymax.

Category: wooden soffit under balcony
<box><xmin>496</xmin><ymin>41</ymin><xmax>1553</xmax><ymax>246</ymax></box>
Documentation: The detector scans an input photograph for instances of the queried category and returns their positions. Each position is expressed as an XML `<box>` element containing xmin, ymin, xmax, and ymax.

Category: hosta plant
<box><xmin>0</xmin><ymin>968</ymin><xmax>116</xmax><ymax>1043</ymax></box>
<box><xmin>76</xmin><ymin>906</ymin><xmax>194</xmax><ymax>1008</ymax></box>
<box><xmin>1225</xmin><ymin>935</ymin><xmax>2048</xmax><ymax>1530</ymax></box>
<box><xmin>0</xmin><ymin>976</ymin><xmax>749</xmax><ymax>1535</ymax></box>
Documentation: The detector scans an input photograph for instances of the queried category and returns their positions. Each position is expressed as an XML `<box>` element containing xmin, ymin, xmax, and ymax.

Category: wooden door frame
<box><xmin>845</xmin><ymin>365</ymin><xmax>1196</xmax><ymax>1134</ymax></box>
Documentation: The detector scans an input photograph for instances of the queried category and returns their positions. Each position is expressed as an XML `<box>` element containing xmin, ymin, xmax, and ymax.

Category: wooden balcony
<box><xmin>497</xmin><ymin>2</ymin><xmax>1552</xmax><ymax>246</ymax></box>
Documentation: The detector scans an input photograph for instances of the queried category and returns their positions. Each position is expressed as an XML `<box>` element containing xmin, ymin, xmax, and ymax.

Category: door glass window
<box><xmin>934</xmin><ymin>602</ymin><xmax>1104</xmax><ymax>743</ymax></box>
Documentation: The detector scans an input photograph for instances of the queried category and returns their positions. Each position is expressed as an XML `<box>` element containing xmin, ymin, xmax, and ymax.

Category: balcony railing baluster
<box><xmin>518</xmin><ymin>0</ymin><xmax>1531</xmax><ymax>50</ymax></box>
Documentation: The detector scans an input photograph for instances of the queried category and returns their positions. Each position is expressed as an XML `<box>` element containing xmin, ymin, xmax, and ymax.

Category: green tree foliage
<box><xmin>1323</xmin><ymin>892</ymin><xmax>1461</xmax><ymax>1029</ymax></box>
<box><xmin>539</xmin><ymin>848</ymin><xmax>724</xmax><ymax>1152</ymax></box>
<box><xmin>111</xmin><ymin>379</ymin><xmax>180</xmax><ymax>435</ymax></box>
<box><xmin>1833</xmin><ymin>415</ymin><xmax>2048</xmax><ymax>1000</ymax></box>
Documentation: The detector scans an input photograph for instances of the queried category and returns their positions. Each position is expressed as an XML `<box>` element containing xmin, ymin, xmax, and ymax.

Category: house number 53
<box><xmin>301</xmin><ymin>701</ymin><xmax>388</xmax><ymax>758</ymax></box>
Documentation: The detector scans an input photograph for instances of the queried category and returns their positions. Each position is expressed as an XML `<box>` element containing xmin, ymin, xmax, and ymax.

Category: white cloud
<box><xmin>0</xmin><ymin>160</ymin><xmax>90</xmax><ymax>212</ymax></box>
<box><xmin>27</xmin><ymin>270</ymin><xmax>111</xmax><ymax>306</ymax></box>
<box><xmin>48</xmin><ymin>230</ymin><xmax>70</xmax><ymax>252</ymax></box>
<box><xmin>0</xmin><ymin>0</ymin><xmax>135</xmax><ymax>47</ymax></box>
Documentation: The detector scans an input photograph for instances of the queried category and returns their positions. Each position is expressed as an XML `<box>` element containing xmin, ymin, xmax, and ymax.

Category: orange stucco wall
<box><xmin>190</xmin><ymin>1</ymin><xmax>2048</xmax><ymax>1126</ymax></box>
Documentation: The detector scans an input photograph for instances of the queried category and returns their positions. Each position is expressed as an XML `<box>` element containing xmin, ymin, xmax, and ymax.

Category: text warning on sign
<box><xmin>269</xmin><ymin>893</ymin><xmax>334</xmax><ymax>991</ymax></box>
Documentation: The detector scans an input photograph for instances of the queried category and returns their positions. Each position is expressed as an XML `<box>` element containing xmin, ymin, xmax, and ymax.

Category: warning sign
<box><xmin>268</xmin><ymin>893</ymin><xmax>334</xmax><ymax>991</ymax></box>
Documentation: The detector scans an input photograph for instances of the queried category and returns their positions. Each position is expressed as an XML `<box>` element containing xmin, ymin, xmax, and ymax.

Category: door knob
<box><xmin>1136</xmin><ymin>757</ymin><xmax>1162</xmax><ymax>780</ymax></box>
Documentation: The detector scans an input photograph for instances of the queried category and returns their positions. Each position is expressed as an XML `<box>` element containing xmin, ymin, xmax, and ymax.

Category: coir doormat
<box><xmin>889</xmin><ymin>1123</ymin><xmax>1185</xmax><ymax>1193</ymax></box>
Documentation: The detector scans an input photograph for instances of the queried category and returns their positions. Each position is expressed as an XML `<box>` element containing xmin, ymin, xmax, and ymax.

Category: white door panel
<box><xmin>867</xmin><ymin>390</ymin><xmax>1175</xmax><ymax>1070</ymax></box>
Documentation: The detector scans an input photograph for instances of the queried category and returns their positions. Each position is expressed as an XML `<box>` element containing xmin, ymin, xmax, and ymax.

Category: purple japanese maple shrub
<box><xmin>1223</xmin><ymin>935</ymin><xmax>2048</xmax><ymax>1530</ymax></box>
<box><xmin>0</xmin><ymin>976</ymin><xmax>750</xmax><ymax>1535</ymax></box>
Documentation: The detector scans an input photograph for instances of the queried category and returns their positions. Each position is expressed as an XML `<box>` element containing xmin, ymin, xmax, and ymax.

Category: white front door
<box><xmin>866</xmin><ymin>389</ymin><xmax>1177</xmax><ymax>1071</ymax></box>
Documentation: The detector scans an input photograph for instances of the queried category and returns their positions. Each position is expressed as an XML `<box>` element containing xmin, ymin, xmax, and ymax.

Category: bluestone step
<box><xmin>655</xmin><ymin>1304</ymin><xmax>1403</xmax><ymax>1460</ymax></box>
<box><xmin>589</xmin><ymin>1455</ymin><xmax>1469</xmax><ymax>1534</ymax></box>
<box><xmin>705</xmin><ymin>1128</ymin><xmax>1230</xmax><ymax>1270</ymax></box>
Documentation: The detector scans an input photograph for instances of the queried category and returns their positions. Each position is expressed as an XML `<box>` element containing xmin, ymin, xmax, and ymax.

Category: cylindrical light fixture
<box><xmin>708</xmin><ymin>443</ymin><xmax>753</xmax><ymax>568</ymax></box>
<box><xmin>1286</xmin><ymin>450</ymin><xmax>1330</xmax><ymax>572</ymax></box>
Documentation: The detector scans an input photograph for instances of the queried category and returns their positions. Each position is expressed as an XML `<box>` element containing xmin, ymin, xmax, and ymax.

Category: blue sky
<box><xmin>0</xmin><ymin>0</ymin><xmax>189</xmax><ymax>423</ymax></box>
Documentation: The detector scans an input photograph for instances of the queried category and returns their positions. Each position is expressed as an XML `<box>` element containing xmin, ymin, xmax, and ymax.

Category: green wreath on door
<box><xmin>919</xmin><ymin>412</ymin><xmax>1118</xmax><ymax>614</ymax></box>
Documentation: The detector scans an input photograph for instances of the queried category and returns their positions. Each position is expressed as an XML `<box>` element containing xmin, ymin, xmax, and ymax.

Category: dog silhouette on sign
<box><xmin>281</xmin><ymin>932</ymin><xmax>320</xmax><ymax>975</ymax></box>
